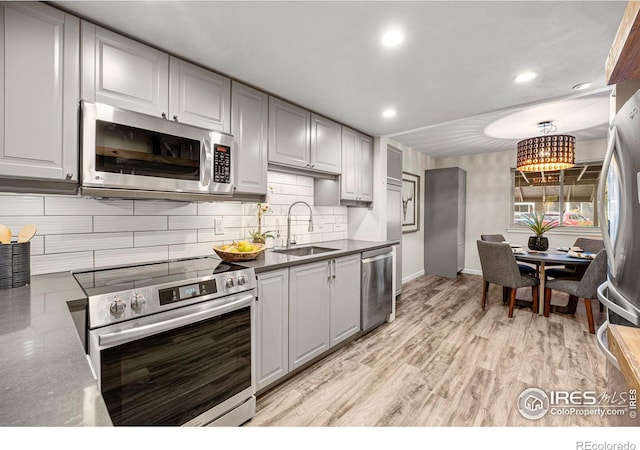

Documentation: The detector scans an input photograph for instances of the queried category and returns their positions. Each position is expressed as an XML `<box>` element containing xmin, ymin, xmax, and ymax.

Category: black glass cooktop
<box><xmin>73</xmin><ymin>256</ymin><xmax>246</xmax><ymax>296</ymax></box>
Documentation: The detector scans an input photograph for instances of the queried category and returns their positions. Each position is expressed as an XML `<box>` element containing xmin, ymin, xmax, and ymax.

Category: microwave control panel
<box><xmin>213</xmin><ymin>144</ymin><xmax>231</xmax><ymax>184</ymax></box>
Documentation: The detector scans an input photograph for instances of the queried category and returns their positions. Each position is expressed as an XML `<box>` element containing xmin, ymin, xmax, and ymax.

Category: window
<box><xmin>512</xmin><ymin>162</ymin><xmax>602</xmax><ymax>228</ymax></box>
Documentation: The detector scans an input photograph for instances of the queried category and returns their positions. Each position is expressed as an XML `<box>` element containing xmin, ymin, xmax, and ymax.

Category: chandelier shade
<box><xmin>516</xmin><ymin>135</ymin><xmax>575</xmax><ymax>172</ymax></box>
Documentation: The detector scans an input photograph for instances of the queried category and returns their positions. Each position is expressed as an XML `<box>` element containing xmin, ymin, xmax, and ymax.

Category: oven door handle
<box><xmin>99</xmin><ymin>294</ymin><xmax>254</xmax><ymax>348</ymax></box>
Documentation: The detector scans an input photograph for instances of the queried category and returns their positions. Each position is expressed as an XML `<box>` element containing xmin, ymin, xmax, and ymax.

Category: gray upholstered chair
<box><xmin>546</xmin><ymin>238</ymin><xmax>605</xmax><ymax>280</ymax></box>
<box><xmin>480</xmin><ymin>234</ymin><xmax>537</xmax><ymax>275</ymax></box>
<box><xmin>543</xmin><ymin>249</ymin><xmax>607</xmax><ymax>334</ymax></box>
<box><xmin>477</xmin><ymin>240</ymin><xmax>540</xmax><ymax>318</ymax></box>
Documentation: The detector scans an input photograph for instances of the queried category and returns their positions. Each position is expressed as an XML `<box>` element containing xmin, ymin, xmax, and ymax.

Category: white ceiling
<box><xmin>53</xmin><ymin>0</ymin><xmax>628</xmax><ymax>158</ymax></box>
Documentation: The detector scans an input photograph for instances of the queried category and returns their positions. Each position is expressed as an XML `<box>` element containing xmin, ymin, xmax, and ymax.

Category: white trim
<box><xmin>402</xmin><ymin>270</ymin><xmax>424</xmax><ymax>284</ymax></box>
<box><xmin>462</xmin><ymin>268</ymin><xmax>482</xmax><ymax>276</ymax></box>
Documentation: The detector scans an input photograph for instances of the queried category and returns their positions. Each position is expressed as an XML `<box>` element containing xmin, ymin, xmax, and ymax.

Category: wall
<box><xmin>388</xmin><ymin>139</ymin><xmax>434</xmax><ymax>283</ymax></box>
<box><xmin>434</xmin><ymin>139</ymin><xmax>607</xmax><ymax>274</ymax></box>
<box><xmin>0</xmin><ymin>171</ymin><xmax>348</xmax><ymax>275</ymax></box>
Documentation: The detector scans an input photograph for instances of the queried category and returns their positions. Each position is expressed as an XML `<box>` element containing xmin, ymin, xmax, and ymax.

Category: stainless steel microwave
<box><xmin>80</xmin><ymin>101</ymin><xmax>235</xmax><ymax>201</ymax></box>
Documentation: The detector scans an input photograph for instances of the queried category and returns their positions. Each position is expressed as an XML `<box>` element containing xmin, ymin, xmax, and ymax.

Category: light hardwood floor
<box><xmin>248</xmin><ymin>273</ymin><xmax>611</xmax><ymax>426</ymax></box>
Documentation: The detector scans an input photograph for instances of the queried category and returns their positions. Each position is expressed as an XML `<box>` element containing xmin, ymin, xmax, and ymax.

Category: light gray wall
<box><xmin>434</xmin><ymin>139</ymin><xmax>607</xmax><ymax>274</ymax></box>
<box><xmin>0</xmin><ymin>171</ymin><xmax>348</xmax><ymax>275</ymax></box>
<box><xmin>387</xmin><ymin>139</ymin><xmax>435</xmax><ymax>284</ymax></box>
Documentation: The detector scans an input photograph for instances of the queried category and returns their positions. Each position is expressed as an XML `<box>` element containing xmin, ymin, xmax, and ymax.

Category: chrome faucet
<box><xmin>286</xmin><ymin>201</ymin><xmax>313</xmax><ymax>248</ymax></box>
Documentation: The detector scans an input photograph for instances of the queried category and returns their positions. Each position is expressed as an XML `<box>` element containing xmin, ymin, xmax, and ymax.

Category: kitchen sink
<box><xmin>271</xmin><ymin>246</ymin><xmax>337</xmax><ymax>257</ymax></box>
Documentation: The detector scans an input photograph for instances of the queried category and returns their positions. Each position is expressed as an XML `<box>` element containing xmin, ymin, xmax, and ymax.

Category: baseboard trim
<box><xmin>402</xmin><ymin>270</ymin><xmax>425</xmax><ymax>284</ymax></box>
<box><xmin>461</xmin><ymin>268</ymin><xmax>482</xmax><ymax>276</ymax></box>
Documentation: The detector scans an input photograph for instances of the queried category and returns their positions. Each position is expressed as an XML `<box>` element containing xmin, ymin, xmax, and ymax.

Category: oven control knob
<box><xmin>130</xmin><ymin>293</ymin><xmax>146</xmax><ymax>310</ymax></box>
<box><xmin>237</xmin><ymin>275</ymin><xmax>247</xmax><ymax>286</ymax></box>
<box><xmin>110</xmin><ymin>297</ymin><xmax>126</xmax><ymax>315</ymax></box>
<box><xmin>226</xmin><ymin>277</ymin><xmax>235</xmax><ymax>288</ymax></box>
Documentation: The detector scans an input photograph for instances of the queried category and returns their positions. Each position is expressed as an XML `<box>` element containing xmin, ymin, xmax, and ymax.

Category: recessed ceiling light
<box><xmin>381</xmin><ymin>30</ymin><xmax>404</xmax><ymax>48</ymax></box>
<box><xmin>382</xmin><ymin>108</ymin><xmax>397</xmax><ymax>118</ymax></box>
<box><xmin>514</xmin><ymin>71</ymin><xmax>538</xmax><ymax>83</ymax></box>
<box><xmin>572</xmin><ymin>82</ymin><xmax>592</xmax><ymax>91</ymax></box>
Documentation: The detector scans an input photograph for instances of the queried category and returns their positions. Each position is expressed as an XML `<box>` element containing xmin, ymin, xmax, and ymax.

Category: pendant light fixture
<box><xmin>516</xmin><ymin>121</ymin><xmax>575</xmax><ymax>172</ymax></box>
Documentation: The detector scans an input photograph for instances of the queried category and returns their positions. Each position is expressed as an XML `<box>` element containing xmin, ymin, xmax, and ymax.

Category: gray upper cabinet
<box><xmin>256</xmin><ymin>268</ymin><xmax>289</xmax><ymax>392</ymax></box>
<box><xmin>341</xmin><ymin>127</ymin><xmax>373</xmax><ymax>202</ymax></box>
<box><xmin>268</xmin><ymin>97</ymin><xmax>310</xmax><ymax>169</ymax></box>
<box><xmin>231</xmin><ymin>81</ymin><xmax>268</xmax><ymax>194</ymax></box>
<box><xmin>310</xmin><ymin>113</ymin><xmax>341</xmax><ymax>174</ymax></box>
<box><xmin>289</xmin><ymin>259</ymin><xmax>331</xmax><ymax>370</ymax></box>
<box><xmin>330</xmin><ymin>254</ymin><xmax>361</xmax><ymax>347</ymax></box>
<box><xmin>82</xmin><ymin>23</ymin><xmax>230</xmax><ymax>131</ymax></box>
<box><xmin>82</xmin><ymin>22</ymin><xmax>169</xmax><ymax>117</ymax></box>
<box><xmin>268</xmin><ymin>98</ymin><xmax>341</xmax><ymax>175</ymax></box>
<box><xmin>169</xmin><ymin>56</ymin><xmax>230</xmax><ymax>132</ymax></box>
<box><xmin>0</xmin><ymin>2</ymin><xmax>80</xmax><ymax>182</ymax></box>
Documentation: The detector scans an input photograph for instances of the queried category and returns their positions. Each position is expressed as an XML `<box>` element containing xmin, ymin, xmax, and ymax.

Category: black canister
<box><xmin>11</xmin><ymin>242</ymin><xmax>30</xmax><ymax>288</ymax></box>
<box><xmin>0</xmin><ymin>244</ymin><xmax>12</xmax><ymax>288</ymax></box>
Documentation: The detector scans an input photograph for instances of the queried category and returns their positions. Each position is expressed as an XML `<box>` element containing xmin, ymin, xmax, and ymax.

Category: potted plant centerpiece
<box><xmin>522</xmin><ymin>212</ymin><xmax>560</xmax><ymax>251</ymax></box>
<box><xmin>249</xmin><ymin>202</ymin><xmax>274</xmax><ymax>244</ymax></box>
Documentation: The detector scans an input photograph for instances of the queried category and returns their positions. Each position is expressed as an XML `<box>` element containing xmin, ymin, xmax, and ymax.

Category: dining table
<box><xmin>514</xmin><ymin>248</ymin><xmax>594</xmax><ymax>315</ymax></box>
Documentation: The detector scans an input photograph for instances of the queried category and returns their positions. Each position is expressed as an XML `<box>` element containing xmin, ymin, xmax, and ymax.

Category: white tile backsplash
<box><xmin>94</xmin><ymin>215</ymin><xmax>167</xmax><ymax>233</ymax></box>
<box><xmin>134</xmin><ymin>230</ymin><xmax>197</xmax><ymax>247</ymax></box>
<box><xmin>0</xmin><ymin>172</ymin><xmax>349</xmax><ymax>275</ymax></box>
<box><xmin>45</xmin><ymin>196</ymin><xmax>133</xmax><ymax>215</ymax></box>
<box><xmin>0</xmin><ymin>194</ymin><xmax>44</xmax><ymax>215</ymax></box>
<box><xmin>46</xmin><ymin>232</ymin><xmax>133</xmax><ymax>254</ymax></box>
<box><xmin>134</xmin><ymin>200</ymin><xmax>197</xmax><ymax>216</ymax></box>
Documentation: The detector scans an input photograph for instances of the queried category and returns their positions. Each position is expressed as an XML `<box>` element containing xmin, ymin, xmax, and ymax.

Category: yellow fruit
<box><xmin>228</xmin><ymin>248</ymin><xmax>239</xmax><ymax>253</ymax></box>
<box><xmin>221</xmin><ymin>245</ymin><xmax>231</xmax><ymax>250</ymax></box>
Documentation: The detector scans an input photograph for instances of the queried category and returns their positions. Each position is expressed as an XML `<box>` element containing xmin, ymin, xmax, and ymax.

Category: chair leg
<box><xmin>502</xmin><ymin>286</ymin><xmax>508</xmax><ymax>304</ymax></box>
<box><xmin>543</xmin><ymin>288</ymin><xmax>552</xmax><ymax>317</ymax></box>
<box><xmin>566</xmin><ymin>295</ymin><xmax>579</xmax><ymax>314</ymax></box>
<box><xmin>508</xmin><ymin>287</ymin><xmax>517</xmax><ymax>318</ymax></box>
<box><xmin>599</xmin><ymin>301</ymin><xmax>604</xmax><ymax>313</ymax></box>
<box><xmin>532</xmin><ymin>285</ymin><xmax>539</xmax><ymax>314</ymax></box>
<box><xmin>482</xmin><ymin>281</ymin><xmax>489</xmax><ymax>309</ymax></box>
<box><xmin>584</xmin><ymin>298</ymin><xmax>595</xmax><ymax>334</ymax></box>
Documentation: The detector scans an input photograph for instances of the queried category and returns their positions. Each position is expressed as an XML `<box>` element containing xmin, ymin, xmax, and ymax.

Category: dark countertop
<box><xmin>0</xmin><ymin>239</ymin><xmax>396</xmax><ymax>426</ymax></box>
<box><xmin>240</xmin><ymin>239</ymin><xmax>399</xmax><ymax>273</ymax></box>
<box><xmin>0</xmin><ymin>272</ymin><xmax>112</xmax><ymax>426</ymax></box>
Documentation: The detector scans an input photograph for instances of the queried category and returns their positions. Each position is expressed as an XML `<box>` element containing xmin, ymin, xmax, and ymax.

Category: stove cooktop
<box><xmin>73</xmin><ymin>256</ymin><xmax>247</xmax><ymax>297</ymax></box>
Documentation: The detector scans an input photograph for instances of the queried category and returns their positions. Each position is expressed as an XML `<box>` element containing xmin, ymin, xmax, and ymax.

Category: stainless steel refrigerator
<box><xmin>596</xmin><ymin>88</ymin><xmax>640</xmax><ymax>327</ymax></box>
<box><xmin>596</xmin><ymin>88</ymin><xmax>640</xmax><ymax>405</ymax></box>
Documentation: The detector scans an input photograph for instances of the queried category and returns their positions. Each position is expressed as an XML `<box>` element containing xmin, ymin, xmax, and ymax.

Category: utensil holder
<box><xmin>0</xmin><ymin>242</ymin><xmax>31</xmax><ymax>289</ymax></box>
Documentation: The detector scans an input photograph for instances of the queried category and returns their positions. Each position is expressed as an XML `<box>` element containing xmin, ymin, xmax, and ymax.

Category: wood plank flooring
<box><xmin>247</xmin><ymin>273</ymin><xmax>611</xmax><ymax>426</ymax></box>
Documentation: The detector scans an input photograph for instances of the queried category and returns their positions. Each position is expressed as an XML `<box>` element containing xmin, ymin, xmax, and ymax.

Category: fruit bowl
<box><xmin>213</xmin><ymin>242</ymin><xmax>265</xmax><ymax>262</ymax></box>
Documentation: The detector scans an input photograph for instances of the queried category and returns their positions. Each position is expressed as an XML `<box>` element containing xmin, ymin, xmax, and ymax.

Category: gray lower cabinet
<box><xmin>231</xmin><ymin>81</ymin><xmax>268</xmax><ymax>195</ymax></box>
<box><xmin>289</xmin><ymin>259</ymin><xmax>331</xmax><ymax>370</ymax></box>
<box><xmin>330</xmin><ymin>254</ymin><xmax>361</xmax><ymax>346</ymax></box>
<box><xmin>289</xmin><ymin>255</ymin><xmax>361</xmax><ymax>371</ymax></box>
<box><xmin>0</xmin><ymin>2</ymin><xmax>79</xmax><ymax>182</ymax></box>
<box><xmin>256</xmin><ymin>268</ymin><xmax>289</xmax><ymax>391</ymax></box>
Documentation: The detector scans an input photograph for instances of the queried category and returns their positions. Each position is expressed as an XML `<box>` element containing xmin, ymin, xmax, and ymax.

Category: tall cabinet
<box><xmin>424</xmin><ymin>167</ymin><xmax>466</xmax><ymax>278</ymax></box>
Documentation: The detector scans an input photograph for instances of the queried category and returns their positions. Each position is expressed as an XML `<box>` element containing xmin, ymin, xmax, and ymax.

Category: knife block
<box><xmin>0</xmin><ymin>242</ymin><xmax>31</xmax><ymax>289</ymax></box>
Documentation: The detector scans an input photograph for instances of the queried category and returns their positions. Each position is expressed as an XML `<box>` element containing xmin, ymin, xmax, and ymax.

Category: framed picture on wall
<box><xmin>402</xmin><ymin>171</ymin><xmax>420</xmax><ymax>233</ymax></box>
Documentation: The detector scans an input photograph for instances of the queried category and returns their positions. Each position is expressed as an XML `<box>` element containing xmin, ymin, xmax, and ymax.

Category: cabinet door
<box><xmin>82</xmin><ymin>22</ymin><xmax>169</xmax><ymax>117</ymax></box>
<box><xmin>330</xmin><ymin>255</ymin><xmax>361</xmax><ymax>347</ymax></box>
<box><xmin>169</xmin><ymin>57</ymin><xmax>230</xmax><ymax>132</ymax></box>
<box><xmin>0</xmin><ymin>2</ymin><xmax>79</xmax><ymax>181</ymax></box>
<box><xmin>256</xmin><ymin>269</ymin><xmax>289</xmax><ymax>391</ymax></box>
<box><xmin>358</xmin><ymin>134</ymin><xmax>374</xmax><ymax>202</ymax></box>
<box><xmin>289</xmin><ymin>260</ymin><xmax>331</xmax><ymax>370</ymax></box>
<box><xmin>231</xmin><ymin>82</ymin><xmax>268</xmax><ymax>194</ymax></box>
<box><xmin>340</xmin><ymin>127</ymin><xmax>359</xmax><ymax>201</ymax></box>
<box><xmin>268</xmin><ymin>97</ymin><xmax>310</xmax><ymax>169</ymax></box>
<box><xmin>310</xmin><ymin>114</ymin><xmax>341</xmax><ymax>174</ymax></box>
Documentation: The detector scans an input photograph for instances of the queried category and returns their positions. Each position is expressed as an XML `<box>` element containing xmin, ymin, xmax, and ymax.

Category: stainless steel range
<box><xmin>73</xmin><ymin>256</ymin><xmax>256</xmax><ymax>427</ymax></box>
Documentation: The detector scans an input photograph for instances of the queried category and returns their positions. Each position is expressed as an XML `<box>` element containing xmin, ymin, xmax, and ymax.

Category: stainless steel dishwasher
<box><xmin>361</xmin><ymin>247</ymin><xmax>393</xmax><ymax>332</ymax></box>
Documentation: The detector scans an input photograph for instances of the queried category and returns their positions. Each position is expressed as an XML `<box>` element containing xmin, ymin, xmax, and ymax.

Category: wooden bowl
<box><xmin>213</xmin><ymin>243</ymin><xmax>265</xmax><ymax>262</ymax></box>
